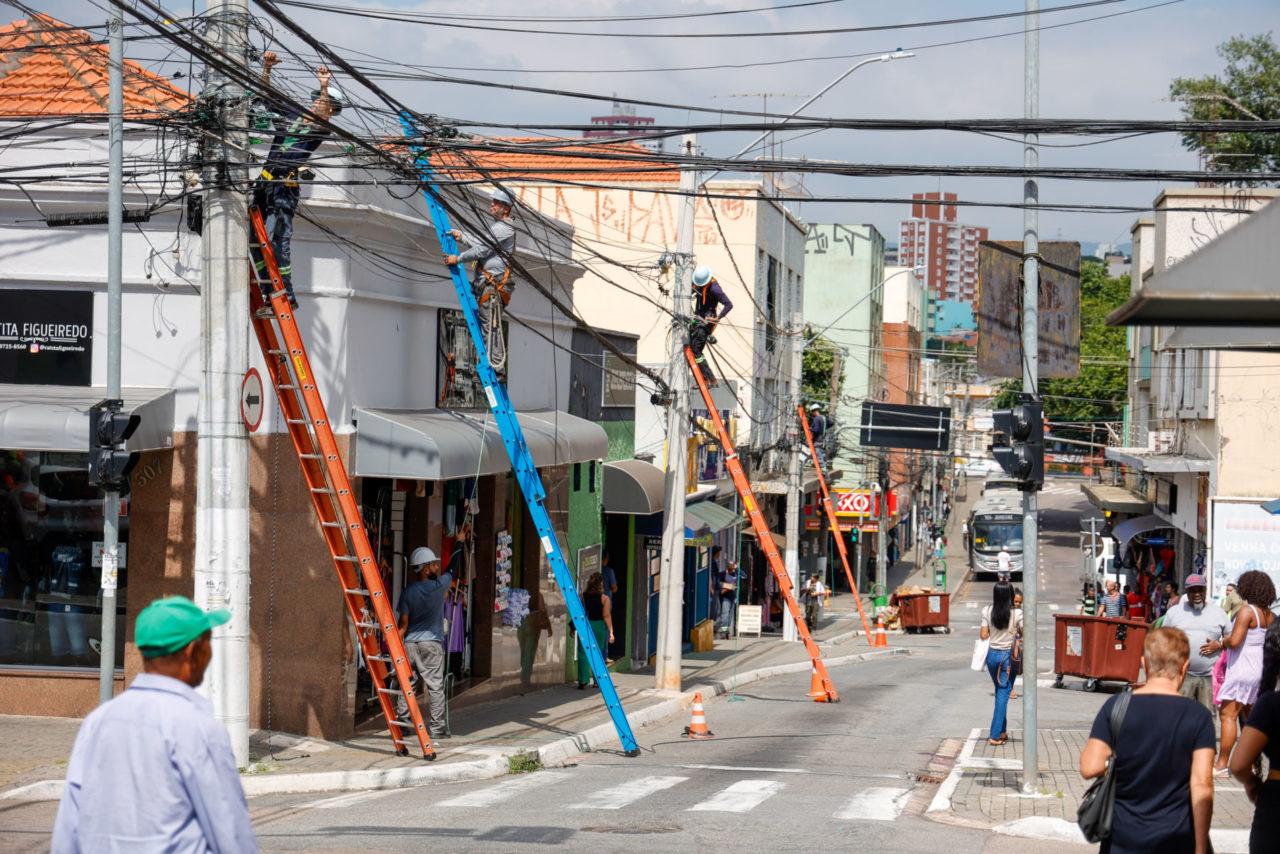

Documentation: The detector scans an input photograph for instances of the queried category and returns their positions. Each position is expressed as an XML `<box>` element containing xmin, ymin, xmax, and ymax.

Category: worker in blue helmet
<box><xmin>689</xmin><ymin>265</ymin><xmax>733</xmax><ymax>387</ymax></box>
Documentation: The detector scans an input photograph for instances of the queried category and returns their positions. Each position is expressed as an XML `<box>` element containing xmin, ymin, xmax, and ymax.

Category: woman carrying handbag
<box><xmin>979</xmin><ymin>582</ymin><xmax>1023</xmax><ymax>746</ymax></box>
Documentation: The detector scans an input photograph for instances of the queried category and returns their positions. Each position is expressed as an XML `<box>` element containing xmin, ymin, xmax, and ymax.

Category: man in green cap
<box><xmin>52</xmin><ymin>596</ymin><xmax>258</xmax><ymax>852</ymax></box>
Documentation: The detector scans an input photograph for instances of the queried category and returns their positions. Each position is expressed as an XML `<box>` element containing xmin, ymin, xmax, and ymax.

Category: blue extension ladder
<box><xmin>400</xmin><ymin>116</ymin><xmax>640</xmax><ymax>756</ymax></box>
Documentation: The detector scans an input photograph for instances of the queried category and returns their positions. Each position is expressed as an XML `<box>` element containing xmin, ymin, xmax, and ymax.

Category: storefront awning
<box><xmin>1112</xmin><ymin>514</ymin><xmax>1172</xmax><ymax>545</ymax></box>
<box><xmin>350</xmin><ymin>407</ymin><xmax>608</xmax><ymax>480</ymax></box>
<box><xmin>685</xmin><ymin>499</ymin><xmax>743</xmax><ymax>534</ymax></box>
<box><xmin>602</xmin><ymin>459</ymin><xmax>665</xmax><ymax>515</ymax></box>
<box><xmin>1081</xmin><ymin>483</ymin><xmax>1152</xmax><ymax>515</ymax></box>
<box><xmin>0</xmin><ymin>384</ymin><xmax>175</xmax><ymax>452</ymax></box>
<box><xmin>1104</xmin><ymin>447</ymin><xmax>1211</xmax><ymax>474</ymax></box>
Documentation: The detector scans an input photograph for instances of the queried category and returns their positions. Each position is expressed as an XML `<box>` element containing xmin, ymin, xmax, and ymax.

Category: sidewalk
<box><xmin>0</xmin><ymin>604</ymin><xmax>903</xmax><ymax>800</ymax></box>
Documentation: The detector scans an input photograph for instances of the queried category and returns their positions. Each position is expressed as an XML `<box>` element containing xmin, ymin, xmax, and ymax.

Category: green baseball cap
<box><xmin>135</xmin><ymin>596</ymin><xmax>231</xmax><ymax>658</ymax></box>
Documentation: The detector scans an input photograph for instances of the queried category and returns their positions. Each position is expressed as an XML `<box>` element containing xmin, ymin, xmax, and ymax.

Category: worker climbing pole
<box><xmin>400</xmin><ymin>114</ymin><xmax>640</xmax><ymax>756</ymax></box>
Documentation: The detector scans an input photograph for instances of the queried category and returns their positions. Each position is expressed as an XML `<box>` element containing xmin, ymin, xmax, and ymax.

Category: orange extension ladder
<box><xmin>797</xmin><ymin>405</ymin><xmax>874</xmax><ymax>647</ymax></box>
<box><xmin>248</xmin><ymin>207</ymin><xmax>434</xmax><ymax>760</ymax></box>
<box><xmin>685</xmin><ymin>347</ymin><xmax>838</xmax><ymax>702</ymax></box>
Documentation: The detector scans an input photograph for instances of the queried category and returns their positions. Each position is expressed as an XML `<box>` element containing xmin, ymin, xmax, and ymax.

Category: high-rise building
<box><xmin>583</xmin><ymin>99</ymin><xmax>656</xmax><ymax>141</ymax></box>
<box><xmin>898</xmin><ymin>192</ymin><xmax>988</xmax><ymax>306</ymax></box>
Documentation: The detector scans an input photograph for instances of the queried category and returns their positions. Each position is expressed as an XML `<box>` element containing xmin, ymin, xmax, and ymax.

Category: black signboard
<box><xmin>859</xmin><ymin>402</ymin><xmax>952</xmax><ymax>451</ymax></box>
<box><xmin>0</xmin><ymin>290</ymin><xmax>94</xmax><ymax>386</ymax></box>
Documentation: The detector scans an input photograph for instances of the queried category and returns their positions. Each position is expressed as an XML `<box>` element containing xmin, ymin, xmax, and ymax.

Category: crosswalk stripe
<box><xmin>568</xmin><ymin>775</ymin><xmax>687</xmax><ymax>810</ymax></box>
<box><xmin>300</xmin><ymin>789</ymin><xmax>398</xmax><ymax>810</ymax></box>
<box><xmin>437</xmin><ymin>770</ymin><xmax>567</xmax><ymax>808</ymax></box>
<box><xmin>834</xmin><ymin>787</ymin><xmax>912</xmax><ymax>821</ymax></box>
<box><xmin>687</xmin><ymin>779</ymin><xmax>784</xmax><ymax>813</ymax></box>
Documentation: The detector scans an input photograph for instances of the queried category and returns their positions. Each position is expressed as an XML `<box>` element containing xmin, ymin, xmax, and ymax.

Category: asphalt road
<box><xmin>1</xmin><ymin>479</ymin><xmax>1107</xmax><ymax>854</ymax></box>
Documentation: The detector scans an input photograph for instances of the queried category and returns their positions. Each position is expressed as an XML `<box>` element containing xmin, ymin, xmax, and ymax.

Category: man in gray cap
<box><xmin>396</xmin><ymin>544</ymin><xmax>453</xmax><ymax>739</ymax></box>
<box><xmin>1162</xmin><ymin>573</ymin><xmax>1230</xmax><ymax>713</ymax></box>
<box><xmin>52</xmin><ymin>596</ymin><xmax>257</xmax><ymax>852</ymax></box>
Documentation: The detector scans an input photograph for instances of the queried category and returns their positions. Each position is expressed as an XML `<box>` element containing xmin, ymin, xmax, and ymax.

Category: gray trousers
<box><xmin>396</xmin><ymin>639</ymin><xmax>447</xmax><ymax>735</ymax></box>
<box><xmin>1180</xmin><ymin>672</ymin><xmax>1214</xmax><ymax>715</ymax></box>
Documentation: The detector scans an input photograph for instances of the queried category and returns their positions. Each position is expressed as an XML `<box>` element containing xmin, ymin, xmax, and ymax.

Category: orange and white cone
<box><xmin>684</xmin><ymin>691</ymin><xmax>714</xmax><ymax>739</ymax></box>
<box><xmin>807</xmin><ymin>667</ymin><xmax>834</xmax><ymax>703</ymax></box>
<box><xmin>874</xmin><ymin>619</ymin><xmax>889</xmax><ymax>648</ymax></box>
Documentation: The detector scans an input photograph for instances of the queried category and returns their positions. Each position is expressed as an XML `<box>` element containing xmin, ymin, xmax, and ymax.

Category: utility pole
<box><xmin>1021</xmin><ymin>0</ymin><xmax>1042</xmax><ymax>794</ymax></box>
<box><xmin>783</xmin><ymin>309</ymin><xmax>803</xmax><ymax>642</ymax></box>
<box><xmin>98</xmin><ymin>2</ymin><xmax>125</xmax><ymax>705</ymax></box>
<box><xmin>876</xmin><ymin>462</ymin><xmax>888</xmax><ymax>593</ymax></box>
<box><xmin>194</xmin><ymin>0</ymin><xmax>251</xmax><ymax>764</ymax></box>
<box><xmin>656</xmin><ymin>134</ymin><xmax>697</xmax><ymax>692</ymax></box>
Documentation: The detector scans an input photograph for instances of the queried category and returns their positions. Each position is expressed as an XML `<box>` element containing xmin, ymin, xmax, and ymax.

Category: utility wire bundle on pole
<box><xmin>655</xmin><ymin>134</ymin><xmax>697</xmax><ymax>692</ymax></box>
<box><xmin>194</xmin><ymin>0</ymin><xmax>252</xmax><ymax>765</ymax></box>
<box><xmin>1021</xmin><ymin>0</ymin><xmax>1042</xmax><ymax>795</ymax></box>
<box><xmin>783</xmin><ymin>308</ymin><xmax>803</xmax><ymax>642</ymax></box>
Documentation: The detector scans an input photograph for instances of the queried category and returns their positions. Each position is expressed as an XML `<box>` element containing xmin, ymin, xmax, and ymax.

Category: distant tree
<box><xmin>993</xmin><ymin>261</ymin><xmax>1129</xmax><ymax>440</ymax></box>
<box><xmin>1170</xmin><ymin>33</ymin><xmax>1280</xmax><ymax>180</ymax></box>
<box><xmin>802</xmin><ymin>331</ymin><xmax>842</xmax><ymax>411</ymax></box>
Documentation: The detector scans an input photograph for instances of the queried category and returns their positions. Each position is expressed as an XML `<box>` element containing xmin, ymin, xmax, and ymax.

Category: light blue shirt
<box><xmin>52</xmin><ymin>673</ymin><xmax>258</xmax><ymax>854</ymax></box>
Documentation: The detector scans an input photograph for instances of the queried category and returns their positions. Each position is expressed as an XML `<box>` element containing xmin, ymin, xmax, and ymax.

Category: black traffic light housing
<box><xmin>89</xmin><ymin>399</ymin><xmax>141</xmax><ymax>489</ymax></box>
<box><xmin>990</xmin><ymin>393</ymin><xmax>1044</xmax><ymax>491</ymax></box>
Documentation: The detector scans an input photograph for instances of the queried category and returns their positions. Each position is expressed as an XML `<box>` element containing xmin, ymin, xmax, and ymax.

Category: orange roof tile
<box><xmin>429</xmin><ymin>137</ymin><xmax>679</xmax><ymax>185</ymax></box>
<box><xmin>0</xmin><ymin>14</ymin><xmax>188</xmax><ymax>118</ymax></box>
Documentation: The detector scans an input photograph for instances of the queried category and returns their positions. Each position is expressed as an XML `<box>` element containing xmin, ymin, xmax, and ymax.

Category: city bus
<box><xmin>968</xmin><ymin>493</ymin><xmax>1024</xmax><ymax>579</ymax></box>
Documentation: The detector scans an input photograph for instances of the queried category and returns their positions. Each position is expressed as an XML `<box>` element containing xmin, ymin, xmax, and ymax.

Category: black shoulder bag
<box><xmin>1077</xmin><ymin>689</ymin><xmax>1133</xmax><ymax>843</ymax></box>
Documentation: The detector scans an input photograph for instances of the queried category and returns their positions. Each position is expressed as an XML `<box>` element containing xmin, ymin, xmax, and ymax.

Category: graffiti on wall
<box><xmin>515</xmin><ymin>186</ymin><xmax>749</xmax><ymax>246</ymax></box>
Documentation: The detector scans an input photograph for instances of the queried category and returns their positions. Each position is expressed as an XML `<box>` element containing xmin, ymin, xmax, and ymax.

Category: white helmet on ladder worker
<box><xmin>409</xmin><ymin>546</ymin><xmax>439</xmax><ymax>568</ymax></box>
<box><xmin>490</xmin><ymin>187</ymin><xmax>515</xmax><ymax>209</ymax></box>
<box><xmin>692</xmin><ymin>265</ymin><xmax>714</xmax><ymax>289</ymax></box>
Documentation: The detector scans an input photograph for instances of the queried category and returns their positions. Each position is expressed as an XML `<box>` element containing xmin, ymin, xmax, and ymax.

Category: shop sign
<box><xmin>976</xmin><ymin>240</ymin><xmax>1081</xmax><ymax>379</ymax></box>
<box><xmin>805</xmin><ymin>517</ymin><xmax>855</xmax><ymax>532</ymax></box>
<box><xmin>1211</xmin><ymin>499</ymin><xmax>1280</xmax><ymax>596</ymax></box>
<box><xmin>602</xmin><ymin>352</ymin><xmax>636</xmax><ymax>408</ymax></box>
<box><xmin>833</xmin><ymin>490</ymin><xmax>897</xmax><ymax>518</ymax></box>
<box><xmin>737</xmin><ymin>604</ymin><xmax>762</xmax><ymax>637</ymax></box>
<box><xmin>576</xmin><ymin>543</ymin><xmax>601</xmax><ymax>590</ymax></box>
<box><xmin>0</xmin><ymin>289</ymin><xmax>94</xmax><ymax>385</ymax></box>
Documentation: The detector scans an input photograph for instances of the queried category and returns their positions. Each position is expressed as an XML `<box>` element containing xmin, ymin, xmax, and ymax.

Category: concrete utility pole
<box><xmin>876</xmin><ymin>465</ymin><xmax>888</xmax><ymax>593</ymax></box>
<box><xmin>783</xmin><ymin>309</ymin><xmax>803</xmax><ymax>642</ymax></box>
<box><xmin>194</xmin><ymin>0</ymin><xmax>252</xmax><ymax>764</ymax></box>
<box><xmin>98</xmin><ymin>3</ymin><xmax>124</xmax><ymax>705</ymax></box>
<box><xmin>655</xmin><ymin>135</ymin><xmax>698</xmax><ymax>692</ymax></box>
<box><xmin>1022</xmin><ymin>0</ymin><xmax>1042</xmax><ymax>794</ymax></box>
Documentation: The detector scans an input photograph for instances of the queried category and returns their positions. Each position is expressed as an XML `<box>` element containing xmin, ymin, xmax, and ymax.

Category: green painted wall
<box><xmin>603</xmin><ymin>420</ymin><xmax>636</xmax><ymax>462</ymax></box>
<box><xmin>565</xmin><ymin>461</ymin><xmax>603</xmax><ymax>680</ymax></box>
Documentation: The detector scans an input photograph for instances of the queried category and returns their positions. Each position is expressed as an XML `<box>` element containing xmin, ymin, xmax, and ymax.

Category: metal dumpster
<box><xmin>898</xmin><ymin>591</ymin><xmax>950</xmax><ymax>634</ymax></box>
<box><xmin>1053</xmin><ymin>614</ymin><xmax>1148</xmax><ymax>691</ymax></box>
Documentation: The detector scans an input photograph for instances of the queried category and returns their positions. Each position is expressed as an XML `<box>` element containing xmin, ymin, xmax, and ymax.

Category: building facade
<box><xmin>898</xmin><ymin>192</ymin><xmax>988</xmax><ymax>310</ymax></box>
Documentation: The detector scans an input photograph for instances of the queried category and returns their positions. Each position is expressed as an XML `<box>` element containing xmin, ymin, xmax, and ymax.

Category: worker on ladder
<box><xmin>689</xmin><ymin>265</ymin><xmax>733</xmax><ymax>387</ymax></box>
<box><xmin>444</xmin><ymin>187</ymin><xmax>517</xmax><ymax>371</ymax></box>
<box><xmin>251</xmin><ymin>52</ymin><xmax>343</xmax><ymax>316</ymax></box>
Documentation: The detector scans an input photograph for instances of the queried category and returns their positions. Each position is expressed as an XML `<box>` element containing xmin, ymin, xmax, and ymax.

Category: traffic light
<box><xmin>89</xmin><ymin>399</ymin><xmax>140</xmax><ymax>489</ymax></box>
<box><xmin>990</xmin><ymin>394</ymin><xmax>1044</xmax><ymax>491</ymax></box>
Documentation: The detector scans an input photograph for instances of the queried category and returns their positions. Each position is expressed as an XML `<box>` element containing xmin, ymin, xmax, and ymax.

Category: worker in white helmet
<box><xmin>444</xmin><ymin>187</ymin><xmax>518</xmax><ymax>367</ymax></box>
<box><xmin>395</xmin><ymin>543</ymin><xmax>453</xmax><ymax>740</ymax></box>
<box><xmin>688</xmin><ymin>265</ymin><xmax>734</xmax><ymax>387</ymax></box>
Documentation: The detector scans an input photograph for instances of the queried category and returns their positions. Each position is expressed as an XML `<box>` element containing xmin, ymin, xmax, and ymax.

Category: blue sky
<box><xmin>38</xmin><ymin>0</ymin><xmax>1280</xmax><ymax>245</ymax></box>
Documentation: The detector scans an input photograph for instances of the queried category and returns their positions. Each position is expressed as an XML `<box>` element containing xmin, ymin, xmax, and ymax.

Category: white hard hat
<box><xmin>692</xmin><ymin>265</ymin><xmax>713</xmax><ymax>288</ymax></box>
<box><xmin>490</xmin><ymin>187</ymin><xmax>515</xmax><ymax>207</ymax></box>
<box><xmin>409</xmin><ymin>546</ymin><xmax>438</xmax><ymax>567</ymax></box>
<box><xmin>809</xmin><ymin>403</ymin><xmax>821</xmax><ymax>411</ymax></box>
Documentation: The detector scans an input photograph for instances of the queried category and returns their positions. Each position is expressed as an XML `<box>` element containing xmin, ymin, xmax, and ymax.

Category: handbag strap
<box><xmin>1108</xmin><ymin>689</ymin><xmax>1133</xmax><ymax>746</ymax></box>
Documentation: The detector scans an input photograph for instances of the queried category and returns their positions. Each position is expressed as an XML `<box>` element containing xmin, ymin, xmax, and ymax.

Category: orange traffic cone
<box><xmin>684</xmin><ymin>692</ymin><xmax>714</xmax><ymax>739</ymax></box>
<box><xmin>807</xmin><ymin>667</ymin><xmax>834</xmax><ymax>703</ymax></box>
<box><xmin>874</xmin><ymin>619</ymin><xmax>889</xmax><ymax>648</ymax></box>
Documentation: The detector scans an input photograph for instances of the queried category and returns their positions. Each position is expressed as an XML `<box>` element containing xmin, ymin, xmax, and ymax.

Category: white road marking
<box><xmin>928</xmin><ymin>727</ymin><xmax>981</xmax><ymax>813</ymax></box>
<box><xmin>688</xmin><ymin>779</ymin><xmax>785</xmax><ymax>813</ymax></box>
<box><xmin>834</xmin><ymin>786</ymin><xmax>912</xmax><ymax>821</ymax></box>
<box><xmin>677</xmin><ymin>764</ymin><xmax>808</xmax><ymax>774</ymax></box>
<box><xmin>569</xmin><ymin>775</ymin><xmax>687</xmax><ymax>810</ymax></box>
<box><xmin>966</xmin><ymin>602</ymin><xmax>978</xmax><ymax>609</ymax></box>
<box><xmin>299</xmin><ymin>789</ymin><xmax>398</xmax><ymax>810</ymax></box>
<box><xmin>1048</xmin><ymin>604</ymin><xmax>1060</xmax><ymax>611</ymax></box>
<box><xmin>437</xmin><ymin>770</ymin><xmax>566</xmax><ymax>808</ymax></box>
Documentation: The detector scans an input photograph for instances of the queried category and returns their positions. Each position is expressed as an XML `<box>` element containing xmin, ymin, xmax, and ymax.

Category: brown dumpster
<box><xmin>898</xmin><ymin>591</ymin><xmax>950</xmax><ymax>634</ymax></box>
<box><xmin>1053</xmin><ymin>614</ymin><xmax>1148</xmax><ymax>691</ymax></box>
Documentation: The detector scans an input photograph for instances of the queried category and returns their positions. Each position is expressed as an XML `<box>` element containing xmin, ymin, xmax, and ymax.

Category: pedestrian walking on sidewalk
<box><xmin>979</xmin><ymin>581</ymin><xmax>1023</xmax><ymax>746</ymax></box>
<box><xmin>1228</xmin><ymin>620</ymin><xmax>1280</xmax><ymax>853</ymax></box>
<box><xmin>801</xmin><ymin>574</ymin><xmax>826</xmax><ymax>629</ymax></box>
<box><xmin>1079</xmin><ymin>627</ymin><xmax>1215</xmax><ymax>854</ymax></box>
<box><xmin>1214</xmin><ymin>570</ymin><xmax>1276</xmax><ymax>776</ymax></box>
<box><xmin>717</xmin><ymin>560</ymin><xmax>740</xmax><ymax>638</ymax></box>
<box><xmin>1161</xmin><ymin>574</ymin><xmax>1229</xmax><ymax>715</ymax></box>
<box><xmin>1080</xmin><ymin>581</ymin><xmax>1099</xmax><ymax>616</ymax></box>
<box><xmin>397</xmin><ymin>546</ymin><xmax>452</xmax><ymax>739</ymax></box>
<box><xmin>1101</xmin><ymin>579</ymin><xmax>1125</xmax><ymax>618</ymax></box>
<box><xmin>52</xmin><ymin>596</ymin><xmax>258</xmax><ymax>853</ymax></box>
<box><xmin>577</xmin><ymin>572</ymin><xmax>614</xmax><ymax>689</ymax></box>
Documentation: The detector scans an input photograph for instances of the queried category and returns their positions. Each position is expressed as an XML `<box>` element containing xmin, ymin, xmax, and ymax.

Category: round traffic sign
<box><xmin>241</xmin><ymin>368</ymin><xmax>264</xmax><ymax>432</ymax></box>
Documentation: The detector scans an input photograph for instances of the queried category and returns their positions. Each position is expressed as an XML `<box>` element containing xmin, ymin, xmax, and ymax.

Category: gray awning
<box><xmin>1081</xmin><ymin>483</ymin><xmax>1152</xmax><ymax>515</ymax></box>
<box><xmin>685</xmin><ymin>499</ymin><xmax>743</xmax><ymax>533</ymax></box>
<box><xmin>1104</xmin><ymin>447</ymin><xmax>1211</xmax><ymax>474</ymax></box>
<box><xmin>1162</xmin><ymin>326</ymin><xmax>1280</xmax><ymax>351</ymax></box>
<box><xmin>602</xmin><ymin>459</ymin><xmax>665</xmax><ymax>515</ymax></box>
<box><xmin>0</xmin><ymin>385</ymin><xmax>175</xmax><ymax>452</ymax></box>
<box><xmin>350</xmin><ymin>407</ymin><xmax>608</xmax><ymax>480</ymax></box>
<box><xmin>1113</xmin><ymin>513</ymin><xmax>1173</xmax><ymax>545</ymax></box>
<box><xmin>1108</xmin><ymin>196</ymin><xmax>1280</xmax><ymax>327</ymax></box>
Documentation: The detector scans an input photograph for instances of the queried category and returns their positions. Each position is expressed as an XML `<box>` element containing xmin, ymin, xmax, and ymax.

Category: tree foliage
<box><xmin>1170</xmin><ymin>33</ymin><xmax>1280</xmax><ymax>180</ymax></box>
<box><xmin>993</xmin><ymin>261</ymin><xmax>1129</xmax><ymax>439</ymax></box>
<box><xmin>802</xmin><ymin>330</ymin><xmax>842</xmax><ymax>409</ymax></box>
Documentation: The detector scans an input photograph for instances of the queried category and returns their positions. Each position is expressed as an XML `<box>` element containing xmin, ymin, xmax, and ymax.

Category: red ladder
<box><xmin>248</xmin><ymin>207</ymin><xmax>434</xmax><ymax>759</ymax></box>
<box><xmin>685</xmin><ymin>347</ymin><xmax>838</xmax><ymax>702</ymax></box>
<box><xmin>797</xmin><ymin>405</ymin><xmax>874</xmax><ymax>646</ymax></box>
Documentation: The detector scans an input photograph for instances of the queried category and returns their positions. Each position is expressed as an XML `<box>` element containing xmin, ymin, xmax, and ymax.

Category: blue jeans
<box><xmin>986</xmin><ymin>647</ymin><xmax>1013</xmax><ymax>740</ymax></box>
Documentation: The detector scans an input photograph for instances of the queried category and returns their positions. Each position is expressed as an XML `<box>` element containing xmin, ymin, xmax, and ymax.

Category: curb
<box><xmin>0</xmin><ymin>648</ymin><xmax>908</xmax><ymax>802</ymax></box>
